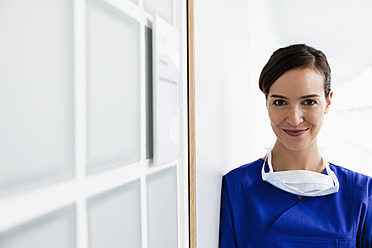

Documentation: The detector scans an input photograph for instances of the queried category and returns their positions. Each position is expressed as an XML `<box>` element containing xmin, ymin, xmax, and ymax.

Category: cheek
<box><xmin>268</xmin><ymin>110</ymin><xmax>284</xmax><ymax>127</ymax></box>
<box><xmin>305</xmin><ymin>110</ymin><xmax>324</xmax><ymax>126</ymax></box>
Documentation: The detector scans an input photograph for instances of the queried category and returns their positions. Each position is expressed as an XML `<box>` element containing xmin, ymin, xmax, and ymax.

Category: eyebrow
<box><xmin>269</xmin><ymin>94</ymin><xmax>287</xmax><ymax>99</ymax></box>
<box><xmin>269</xmin><ymin>94</ymin><xmax>321</xmax><ymax>99</ymax></box>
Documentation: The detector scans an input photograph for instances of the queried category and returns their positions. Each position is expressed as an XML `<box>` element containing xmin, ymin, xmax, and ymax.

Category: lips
<box><xmin>283</xmin><ymin>128</ymin><xmax>309</xmax><ymax>137</ymax></box>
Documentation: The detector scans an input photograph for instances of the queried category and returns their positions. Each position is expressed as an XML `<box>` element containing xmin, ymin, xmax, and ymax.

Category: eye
<box><xmin>303</xmin><ymin>99</ymin><xmax>317</xmax><ymax>105</ymax></box>
<box><xmin>273</xmin><ymin>99</ymin><xmax>286</xmax><ymax>106</ymax></box>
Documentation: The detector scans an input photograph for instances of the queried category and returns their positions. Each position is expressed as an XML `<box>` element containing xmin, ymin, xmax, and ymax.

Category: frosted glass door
<box><xmin>87</xmin><ymin>180</ymin><xmax>142</xmax><ymax>248</ymax></box>
<box><xmin>147</xmin><ymin>166</ymin><xmax>178</xmax><ymax>248</ymax></box>
<box><xmin>0</xmin><ymin>205</ymin><xmax>76</xmax><ymax>248</ymax></box>
<box><xmin>144</xmin><ymin>0</ymin><xmax>174</xmax><ymax>24</ymax></box>
<box><xmin>86</xmin><ymin>0</ymin><xmax>140</xmax><ymax>173</ymax></box>
<box><xmin>0</xmin><ymin>0</ymin><xmax>74</xmax><ymax>195</ymax></box>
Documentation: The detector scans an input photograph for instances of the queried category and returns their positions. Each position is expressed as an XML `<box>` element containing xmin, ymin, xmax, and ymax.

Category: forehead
<box><xmin>268</xmin><ymin>68</ymin><xmax>325</xmax><ymax>97</ymax></box>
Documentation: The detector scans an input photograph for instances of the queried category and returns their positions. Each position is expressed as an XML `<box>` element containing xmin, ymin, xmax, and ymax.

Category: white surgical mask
<box><xmin>261</xmin><ymin>147</ymin><xmax>339</xmax><ymax>197</ymax></box>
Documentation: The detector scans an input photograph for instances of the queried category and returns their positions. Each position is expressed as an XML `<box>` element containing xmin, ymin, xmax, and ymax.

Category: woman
<box><xmin>219</xmin><ymin>44</ymin><xmax>372</xmax><ymax>247</ymax></box>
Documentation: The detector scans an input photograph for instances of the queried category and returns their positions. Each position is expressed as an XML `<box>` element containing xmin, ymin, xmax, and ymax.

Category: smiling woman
<box><xmin>219</xmin><ymin>44</ymin><xmax>372</xmax><ymax>248</ymax></box>
<box><xmin>267</xmin><ymin>68</ymin><xmax>332</xmax><ymax>170</ymax></box>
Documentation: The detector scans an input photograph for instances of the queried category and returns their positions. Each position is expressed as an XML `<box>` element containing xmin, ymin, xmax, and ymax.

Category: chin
<box><xmin>279</xmin><ymin>139</ymin><xmax>316</xmax><ymax>152</ymax></box>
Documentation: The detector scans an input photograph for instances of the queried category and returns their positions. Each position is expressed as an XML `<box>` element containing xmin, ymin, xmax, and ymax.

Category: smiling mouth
<box><xmin>283</xmin><ymin>128</ymin><xmax>309</xmax><ymax>137</ymax></box>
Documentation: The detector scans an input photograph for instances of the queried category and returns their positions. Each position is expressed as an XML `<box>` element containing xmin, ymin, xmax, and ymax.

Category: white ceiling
<box><xmin>269</xmin><ymin>0</ymin><xmax>372</xmax><ymax>88</ymax></box>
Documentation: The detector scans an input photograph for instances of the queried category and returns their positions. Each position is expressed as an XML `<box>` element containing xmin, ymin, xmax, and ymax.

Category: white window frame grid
<box><xmin>0</xmin><ymin>0</ymin><xmax>190</xmax><ymax>247</ymax></box>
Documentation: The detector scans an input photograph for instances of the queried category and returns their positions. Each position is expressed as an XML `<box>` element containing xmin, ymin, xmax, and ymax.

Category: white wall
<box><xmin>194</xmin><ymin>0</ymin><xmax>279</xmax><ymax>246</ymax></box>
<box><xmin>320</xmin><ymin>66</ymin><xmax>372</xmax><ymax>176</ymax></box>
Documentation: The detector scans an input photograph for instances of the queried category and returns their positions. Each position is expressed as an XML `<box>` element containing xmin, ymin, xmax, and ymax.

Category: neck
<box><xmin>271</xmin><ymin>140</ymin><xmax>325</xmax><ymax>173</ymax></box>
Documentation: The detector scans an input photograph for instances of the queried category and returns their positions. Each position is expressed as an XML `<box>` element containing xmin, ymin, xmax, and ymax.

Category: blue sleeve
<box><xmin>361</xmin><ymin>194</ymin><xmax>372</xmax><ymax>248</ymax></box>
<box><xmin>219</xmin><ymin>176</ymin><xmax>237</xmax><ymax>248</ymax></box>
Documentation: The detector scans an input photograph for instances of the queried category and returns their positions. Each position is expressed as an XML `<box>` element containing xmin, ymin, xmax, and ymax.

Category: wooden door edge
<box><xmin>187</xmin><ymin>0</ymin><xmax>196</xmax><ymax>247</ymax></box>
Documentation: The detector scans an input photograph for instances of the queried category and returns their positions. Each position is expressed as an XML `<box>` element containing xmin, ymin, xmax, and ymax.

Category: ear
<box><xmin>324</xmin><ymin>91</ymin><xmax>333</xmax><ymax>114</ymax></box>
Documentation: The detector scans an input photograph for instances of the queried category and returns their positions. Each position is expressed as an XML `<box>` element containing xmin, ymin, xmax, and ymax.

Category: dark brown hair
<box><xmin>259</xmin><ymin>44</ymin><xmax>331</xmax><ymax>99</ymax></box>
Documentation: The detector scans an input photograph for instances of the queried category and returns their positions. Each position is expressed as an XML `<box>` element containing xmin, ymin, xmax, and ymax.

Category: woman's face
<box><xmin>266</xmin><ymin>67</ymin><xmax>332</xmax><ymax>152</ymax></box>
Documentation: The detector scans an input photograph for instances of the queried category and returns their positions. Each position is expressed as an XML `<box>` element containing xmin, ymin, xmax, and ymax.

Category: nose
<box><xmin>286</xmin><ymin>105</ymin><xmax>303</xmax><ymax>126</ymax></box>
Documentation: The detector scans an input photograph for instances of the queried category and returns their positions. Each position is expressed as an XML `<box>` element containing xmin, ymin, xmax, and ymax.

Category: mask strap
<box><xmin>261</xmin><ymin>148</ymin><xmax>274</xmax><ymax>180</ymax></box>
<box><xmin>320</xmin><ymin>152</ymin><xmax>340</xmax><ymax>189</ymax></box>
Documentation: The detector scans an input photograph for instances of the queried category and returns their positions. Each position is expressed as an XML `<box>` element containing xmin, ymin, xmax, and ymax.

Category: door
<box><xmin>0</xmin><ymin>0</ymin><xmax>191</xmax><ymax>247</ymax></box>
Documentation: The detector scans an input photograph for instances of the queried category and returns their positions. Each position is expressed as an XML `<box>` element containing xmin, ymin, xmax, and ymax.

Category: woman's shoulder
<box><xmin>224</xmin><ymin>158</ymin><xmax>264</xmax><ymax>181</ymax></box>
<box><xmin>329</xmin><ymin>163</ymin><xmax>372</xmax><ymax>197</ymax></box>
<box><xmin>329</xmin><ymin>163</ymin><xmax>372</xmax><ymax>181</ymax></box>
<box><xmin>223</xmin><ymin>158</ymin><xmax>265</xmax><ymax>190</ymax></box>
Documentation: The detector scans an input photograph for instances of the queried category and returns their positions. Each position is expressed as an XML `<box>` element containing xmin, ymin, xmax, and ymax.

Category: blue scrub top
<box><xmin>219</xmin><ymin>159</ymin><xmax>372</xmax><ymax>248</ymax></box>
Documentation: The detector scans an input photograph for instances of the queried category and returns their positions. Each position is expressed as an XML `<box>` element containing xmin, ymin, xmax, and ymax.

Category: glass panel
<box><xmin>145</xmin><ymin>27</ymin><xmax>154</xmax><ymax>159</ymax></box>
<box><xmin>144</xmin><ymin>0</ymin><xmax>173</xmax><ymax>24</ymax></box>
<box><xmin>0</xmin><ymin>205</ymin><xmax>76</xmax><ymax>248</ymax></box>
<box><xmin>147</xmin><ymin>166</ymin><xmax>178</xmax><ymax>248</ymax></box>
<box><xmin>87</xmin><ymin>180</ymin><xmax>142</xmax><ymax>248</ymax></box>
<box><xmin>0</xmin><ymin>0</ymin><xmax>74</xmax><ymax>196</ymax></box>
<box><xmin>86</xmin><ymin>0</ymin><xmax>140</xmax><ymax>173</ymax></box>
